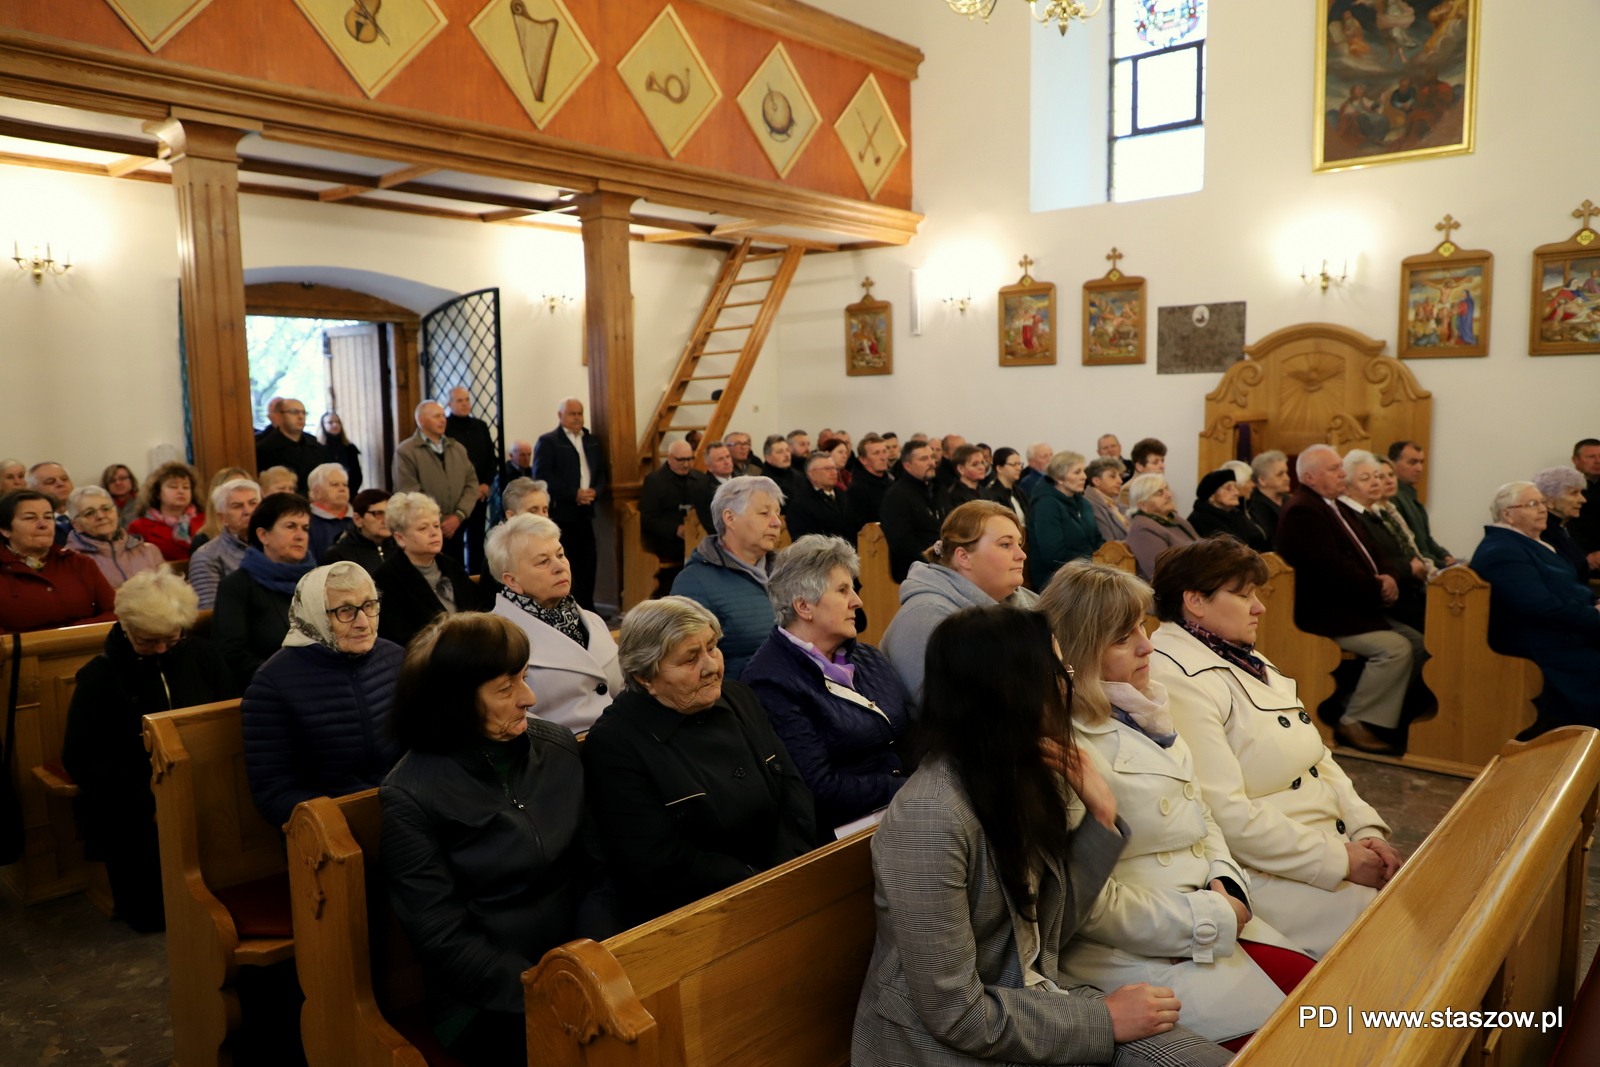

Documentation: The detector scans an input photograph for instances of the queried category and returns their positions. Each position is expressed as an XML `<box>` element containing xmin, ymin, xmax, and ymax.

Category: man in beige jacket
<box><xmin>393</xmin><ymin>399</ymin><xmax>479</xmax><ymax>564</ymax></box>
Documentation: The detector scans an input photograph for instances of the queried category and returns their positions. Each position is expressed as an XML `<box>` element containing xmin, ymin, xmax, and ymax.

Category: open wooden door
<box><xmin>325</xmin><ymin>323</ymin><xmax>394</xmax><ymax>492</ymax></box>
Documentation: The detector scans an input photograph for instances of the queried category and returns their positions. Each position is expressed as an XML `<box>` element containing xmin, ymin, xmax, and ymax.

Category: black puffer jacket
<box><xmin>61</xmin><ymin>625</ymin><xmax>238</xmax><ymax>854</ymax></box>
<box><xmin>1188</xmin><ymin>498</ymin><xmax>1271</xmax><ymax>552</ymax></box>
<box><xmin>380</xmin><ymin>719</ymin><xmax>612</xmax><ymax>1015</ymax></box>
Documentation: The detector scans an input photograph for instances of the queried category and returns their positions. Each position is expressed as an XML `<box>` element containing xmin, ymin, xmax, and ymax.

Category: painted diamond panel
<box><xmin>736</xmin><ymin>43</ymin><xmax>821</xmax><ymax>179</ymax></box>
<box><xmin>102</xmin><ymin>0</ymin><xmax>214</xmax><ymax>52</ymax></box>
<box><xmin>833</xmin><ymin>74</ymin><xmax>906</xmax><ymax>201</ymax></box>
<box><xmin>291</xmin><ymin>0</ymin><xmax>448</xmax><ymax>99</ymax></box>
<box><xmin>616</xmin><ymin>5</ymin><xmax>723</xmax><ymax>159</ymax></box>
<box><xmin>470</xmin><ymin>0</ymin><xmax>597</xmax><ymax>130</ymax></box>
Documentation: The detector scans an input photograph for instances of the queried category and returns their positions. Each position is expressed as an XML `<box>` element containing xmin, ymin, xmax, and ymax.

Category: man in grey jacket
<box><xmin>393</xmin><ymin>399</ymin><xmax>479</xmax><ymax>564</ymax></box>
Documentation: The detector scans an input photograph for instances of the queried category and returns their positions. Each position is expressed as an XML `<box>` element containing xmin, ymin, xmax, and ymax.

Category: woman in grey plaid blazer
<box><xmin>852</xmin><ymin>606</ymin><xmax>1231</xmax><ymax>1066</ymax></box>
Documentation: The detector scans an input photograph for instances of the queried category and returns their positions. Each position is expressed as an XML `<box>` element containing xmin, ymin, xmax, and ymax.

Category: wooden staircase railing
<box><xmin>637</xmin><ymin>238</ymin><xmax>806</xmax><ymax>476</ymax></box>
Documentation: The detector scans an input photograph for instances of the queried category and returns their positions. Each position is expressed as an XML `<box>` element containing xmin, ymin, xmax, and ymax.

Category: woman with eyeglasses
<box><xmin>1471</xmin><ymin>481</ymin><xmax>1600</xmax><ymax>732</ymax></box>
<box><xmin>64</xmin><ymin>486</ymin><xmax>165</xmax><ymax>588</ymax></box>
<box><xmin>63</xmin><ymin>570</ymin><xmax>237</xmax><ymax>931</ymax></box>
<box><xmin>241</xmin><ymin>560</ymin><xmax>404</xmax><ymax>829</ymax></box>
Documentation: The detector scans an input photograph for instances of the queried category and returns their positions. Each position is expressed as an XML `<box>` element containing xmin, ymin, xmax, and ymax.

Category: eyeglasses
<box><xmin>326</xmin><ymin>598</ymin><xmax>382</xmax><ymax>623</ymax></box>
<box><xmin>1505</xmin><ymin>501</ymin><xmax>1549</xmax><ymax>512</ymax></box>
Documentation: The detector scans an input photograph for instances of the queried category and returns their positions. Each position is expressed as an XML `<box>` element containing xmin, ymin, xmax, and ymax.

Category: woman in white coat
<box><xmin>1040</xmin><ymin>560</ymin><xmax>1314</xmax><ymax>1047</ymax></box>
<box><xmin>1146</xmin><ymin>537</ymin><xmax>1402</xmax><ymax>958</ymax></box>
<box><xmin>486</xmin><ymin>514</ymin><xmax>621</xmax><ymax>734</ymax></box>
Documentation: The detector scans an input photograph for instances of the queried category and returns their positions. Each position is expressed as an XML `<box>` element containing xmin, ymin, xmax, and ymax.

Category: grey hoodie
<box><xmin>879</xmin><ymin>561</ymin><xmax>1040</xmax><ymax>702</ymax></box>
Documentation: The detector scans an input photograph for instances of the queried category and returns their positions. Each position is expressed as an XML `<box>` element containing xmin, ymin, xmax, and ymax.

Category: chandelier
<box><xmin>946</xmin><ymin>0</ymin><xmax>1104</xmax><ymax>35</ymax></box>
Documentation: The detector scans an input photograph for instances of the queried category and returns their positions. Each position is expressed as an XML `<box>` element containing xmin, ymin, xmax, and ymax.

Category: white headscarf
<box><xmin>283</xmin><ymin>561</ymin><xmax>377</xmax><ymax>652</ymax></box>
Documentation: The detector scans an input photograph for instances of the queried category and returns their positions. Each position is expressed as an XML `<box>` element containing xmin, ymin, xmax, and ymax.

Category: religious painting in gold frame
<box><xmin>999</xmin><ymin>257</ymin><xmax>1056</xmax><ymax>367</ymax></box>
<box><xmin>845</xmin><ymin>277</ymin><xmax>891</xmax><ymax>376</ymax></box>
<box><xmin>1397</xmin><ymin>215</ymin><xmax>1491</xmax><ymax>358</ymax></box>
<box><xmin>1313</xmin><ymin>0</ymin><xmax>1478</xmax><ymax>173</ymax></box>
<box><xmin>1082</xmin><ymin>247</ymin><xmax>1146</xmax><ymax>366</ymax></box>
<box><xmin>1529</xmin><ymin>200</ymin><xmax>1600</xmax><ymax>356</ymax></box>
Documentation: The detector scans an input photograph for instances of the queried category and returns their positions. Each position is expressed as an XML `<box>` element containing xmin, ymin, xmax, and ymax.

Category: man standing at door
<box><xmin>255</xmin><ymin>398</ymin><xmax>328</xmax><ymax>493</ymax></box>
<box><xmin>445</xmin><ymin>386</ymin><xmax>497</xmax><ymax>574</ymax></box>
<box><xmin>535</xmin><ymin>397</ymin><xmax>608</xmax><ymax>611</ymax></box>
<box><xmin>394</xmin><ymin>399</ymin><xmax>479</xmax><ymax>564</ymax></box>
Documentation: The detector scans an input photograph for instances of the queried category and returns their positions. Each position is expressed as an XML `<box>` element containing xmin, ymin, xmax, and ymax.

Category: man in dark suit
<box><xmin>759</xmin><ymin>435</ymin><xmax>805</xmax><ymax>507</ymax></box>
<box><xmin>725</xmin><ymin>431</ymin><xmax>764</xmax><ymax>478</ymax></box>
<box><xmin>691</xmin><ymin>440</ymin><xmax>735</xmax><ymax>534</ymax></box>
<box><xmin>254</xmin><ymin>397</ymin><xmax>328</xmax><ymax>492</ymax></box>
<box><xmin>639</xmin><ymin>440</ymin><xmax>703</xmax><ymax>594</ymax></box>
<box><xmin>787</xmin><ymin>453</ymin><xmax>857</xmax><ymax>541</ymax></box>
<box><xmin>494</xmin><ymin>438</ymin><xmax>533</xmax><ymax>523</ymax></box>
<box><xmin>444</xmin><ymin>387</ymin><xmax>497</xmax><ymax>574</ymax></box>
<box><xmin>1276</xmin><ymin>444</ymin><xmax>1422</xmax><ymax>754</ymax></box>
<box><xmin>533</xmin><ymin>397</ymin><xmax>609</xmax><ymax>611</ymax></box>
<box><xmin>880</xmin><ymin>441</ymin><xmax>946</xmax><ymax>582</ymax></box>
<box><xmin>933</xmin><ymin>434</ymin><xmax>963</xmax><ymax>492</ymax></box>
<box><xmin>1386</xmin><ymin>440</ymin><xmax>1454</xmax><ymax>567</ymax></box>
<box><xmin>1566</xmin><ymin>438</ymin><xmax>1600</xmax><ymax>561</ymax></box>
<box><xmin>847</xmin><ymin>434</ymin><xmax>892</xmax><ymax>528</ymax></box>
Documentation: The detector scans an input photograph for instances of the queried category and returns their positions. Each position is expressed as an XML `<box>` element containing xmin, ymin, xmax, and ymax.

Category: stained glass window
<box><xmin>1110</xmin><ymin>0</ymin><xmax>1206</xmax><ymax>202</ymax></box>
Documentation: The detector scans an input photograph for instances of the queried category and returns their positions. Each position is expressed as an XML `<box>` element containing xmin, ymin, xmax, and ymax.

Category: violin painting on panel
<box><xmin>291</xmin><ymin>0</ymin><xmax>448</xmax><ymax>98</ymax></box>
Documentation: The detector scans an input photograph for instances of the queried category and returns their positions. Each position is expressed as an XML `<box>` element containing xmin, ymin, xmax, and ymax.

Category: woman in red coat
<box><xmin>1</xmin><ymin>490</ymin><xmax>117</xmax><ymax>634</ymax></box>
<box><xmin>127</xmin><ymin>461</ymin><xmax>206</xmax><ymax>562</ymax></box>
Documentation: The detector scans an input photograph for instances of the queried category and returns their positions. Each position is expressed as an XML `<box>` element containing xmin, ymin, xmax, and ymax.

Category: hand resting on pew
<box><xmin>1345</xmin><ymin>836</ymin><xmax>1402</xmax><ymax>888</ymax></box>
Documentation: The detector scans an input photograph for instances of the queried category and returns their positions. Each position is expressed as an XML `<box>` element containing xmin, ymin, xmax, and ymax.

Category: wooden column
<box><xmin>148</xmin><ymin>112</ymin><xmax>259</xmax><ymax>479</ymax></box>
<box><xmin>578</xmin><ymin>190</ymin><xmax>640</xmax><ymax>497</ymax></box>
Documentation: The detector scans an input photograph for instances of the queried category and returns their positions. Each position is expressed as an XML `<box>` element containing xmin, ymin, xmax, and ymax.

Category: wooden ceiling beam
<box><xmin>0</xmin><ymin>114</ymin><xmax>158</xmax><ymax>157</ymax></box>
<box><xmin>317</xmin><ymin>162</ymin><xmax>440</xmax><ymax>201</ymax></box>
<box><xmin>106</xmin><ymin>154</ymin><xmax>158</xmax><ymax>177</ymax></box>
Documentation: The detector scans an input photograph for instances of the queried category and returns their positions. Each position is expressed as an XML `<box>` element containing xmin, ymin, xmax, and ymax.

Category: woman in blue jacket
<box><xmin>1029</xmin><ymin>450</ymin><xmax>1104</xmax><ymax>591</ymax></box>
<box><xmin>242</xmin><ymin>561</ymin><xmax>404</xmax><ymax>828</ymax></box>
<box><xmin>742</xmin><ymin>535</ymin><xmax>913</xmax><ymax>833</ymax></box>
<box><xmin>1471</xmin><ymin>481</ymin><xmax>1600</xmax><ymax>730</ymax></box>
<box><xmin>670</xmin><ymin>475</ymin><xmax>785</xmax><ymax>678</ymax></box>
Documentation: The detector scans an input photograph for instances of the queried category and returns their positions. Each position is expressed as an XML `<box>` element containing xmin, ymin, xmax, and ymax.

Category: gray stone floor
<box><xmin>0</xmin><ymin>758</ymin><xmax>1593</xmax><ymax>1067</ymax></box>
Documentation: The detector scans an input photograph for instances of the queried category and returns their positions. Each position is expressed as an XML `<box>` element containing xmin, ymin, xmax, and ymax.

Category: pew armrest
<box><xmin>32</xmin><ymin>763</ymin><xmax>80</xmax><ymax>797</ymax></box>
<box><xmin>234</xmin><ymin>938</ymin><xmax>295</xmax><ymax>966</ymax></box>
<box><xmin>524</xmin><ymin>940</ymin><xmax>659</xmax><ymax>1066</ymax></box>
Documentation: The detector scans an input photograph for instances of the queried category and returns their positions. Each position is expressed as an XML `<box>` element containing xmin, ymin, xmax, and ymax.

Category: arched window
<box><xmin>1110</xmin><ymin>0</ymin><xmax>1207</xmax><ymax>202</ymax></box>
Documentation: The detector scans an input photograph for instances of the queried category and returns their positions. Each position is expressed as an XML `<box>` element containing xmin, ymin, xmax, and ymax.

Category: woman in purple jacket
<box><xmin>741</xmin><ymin>535</ymin><xmax>914</xmax><ymax>834</ymax></box>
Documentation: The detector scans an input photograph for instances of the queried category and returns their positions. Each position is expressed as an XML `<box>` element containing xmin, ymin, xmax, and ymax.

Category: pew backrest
<box><xmin>1251</xmin><ymin>553</ymin><xmax>1340</xmax><ymax>749</ymax></box>
<box><xmin>1235</xmin><ymin>725</ymin><xmax>1600</xmax><ymax>1066</ymax></box>
<box><xmin>618</xmin><ymin>499</ymin><xmax>655</xmax><ymax>613</ymax></box>
<box><xmin>1410</xmin><ymin>566</ymin><xmax>1541</xmax><ymax>775</ymax></box>
<box><xmin>684</xmin><ymin>510</ymin><xmax>707</xmax><ymax>565</ymax></box>
<box><xmin>1092</xmin><ymin>540</ymin><xmax>1138</xmax><ymax>575</ymax></box>
<box><xmin>526</xmin><ymin>829</ymin><xmax>877</xmax><ymax>1067</ymax></box>
<box><xmin>856</xmin><ymin>522</ymin><xmax>898</xmax><ymax>646</ymax></box>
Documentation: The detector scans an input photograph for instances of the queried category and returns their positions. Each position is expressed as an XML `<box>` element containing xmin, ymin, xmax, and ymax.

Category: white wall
<box><xmin>775</xmin><ymin>0</ymin><xmax>1600</xmax><ymax>558</ymax></box>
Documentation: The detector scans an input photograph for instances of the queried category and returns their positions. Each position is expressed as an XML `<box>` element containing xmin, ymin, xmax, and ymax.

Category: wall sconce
<box><xmin>540</xmin><ymin>293</ymin><xmax>576</xmax><ymax>313</ymax></box>
<box><xmin>12</xmin><ymin>242</ymin><xmax>71</xmax><ymax>282</ymax></box>
<box><xmin>1301</xmin><ymin>260</ymin><xmax>1347</xmax><ymax>292</ymax></box>
<box><xmin>942</xmin><ymin>293</ymin><xmax>972</xmax><ymax>315</ymax></box>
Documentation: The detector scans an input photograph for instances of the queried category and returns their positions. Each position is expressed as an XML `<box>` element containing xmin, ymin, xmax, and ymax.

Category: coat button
<box><xmin>1191</xmin><ymin>841</ymin><xmax>1205</xmax><ymax>858</ymax></box>
<box><xmin>733</xmin><ymin>767</ymin><xmax>746</xmax><ymax>778</ymax></box>
<box><xmin>1278</xmin><ymin>715</ymin><xmax>1292</xmax><ymax>729</ymax></box>
<box><xmin>1310</xmin><ymin>766</ymin><xmax>1320</xmax><ymax>778</ymax></box>
<box><xmin>1336</xmin><ymin>819</ymin><xmax>1347</xmax><ymax>834</ymax></box>
<box><xmin>1194</xmin><ymin>921</ymin><xmax>1217</xmax><ymax>945</ymax></box>
<box><xmin>1157</xmin><ymin>851</ymin><xmax>1172</xmax><ymax>866</ymax></box>
<box><xmin>1183</xmin><ymin>783</ymin><xmax>1196</xmax><ymax>800</ymax></box>
<box><xmin>595</xmin><ymin>683</ymin><xmax>607</xmax><ymax>695</ymax></box>
<box><xmin>1291</xmin><ymin>777</ymin><xmax>1302</xmax><ymax>789</ymax></box>
<box><xmin>1159</xmin><ymin>797</ymin><xmax>1171</xmax><ymax>816</ymax></box>
<box><xmin>1299</xmin><ymin>711</ymin><xmax>1313</xmax><ymax>724</ymax></box>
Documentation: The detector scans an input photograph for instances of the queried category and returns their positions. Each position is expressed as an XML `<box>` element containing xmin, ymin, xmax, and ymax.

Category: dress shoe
<box><xmin>1336</xmin><ymin>720</ymin><xmax>1402</xmax><ymax>756</ymax></box>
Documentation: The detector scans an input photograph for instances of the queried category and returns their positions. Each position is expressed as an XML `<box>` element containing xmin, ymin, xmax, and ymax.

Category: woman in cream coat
<box><xmin>1146</xmin><ymin>538</ymin><xmax>1402</xmax><ymax>958</ymax></box>
<box><xmin>487</xmin><ymin>514</ymin><xmax>621</xmax><ymax>734</ymax></box>
<box><xmin>1040</xmin><ymin>560</ymin><xmax>1307</xmax><ymax>1046</ymax></box>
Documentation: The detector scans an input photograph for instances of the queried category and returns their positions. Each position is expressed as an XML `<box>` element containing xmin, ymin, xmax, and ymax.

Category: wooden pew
<box><xmin>1408</xmin><ymin>566</ymin><xmax>1541</xmax><ymax>777</ymax></box>
<box><xmin>146</xmin><ymin>699</ymin><xmax>295</xmax><ymax>1067</ymax></box>
<box><xmin>525</xmin><ymin>829</ymin><xmax>875</xmax><ymax>1067</ymax></box>
<box><xmin>1252</xmin><ymin>553</ymin><xmax>1341</xmax><ymax>749</ymax></box>
<box><xmin>857</xmin><ymin>522</ymin><xmax>899</xmax><ymax>646</ymax></box>
<box><xmin>683</xmin><ymin>510</ymin><xmax>707</xmax><ymax>565</ymax></box>
<box><xmin>1</xmin><ymin>610</ymin><xmax>212</xmax><ymax>906</ymax></box>
<box><xmin>1234</xmin><ymin>725</ymin><xmax>1600</xmax><ymax>1066</ymax></box>
<box><xmin>1092</xmin><ymin>539</ymin><xmax>1138</xmax><ymax>574</ymax></box>
<box><xmin>617</xmin><ymin>499</ymin><xmax>657</xmax><ymax>613</ymax></box>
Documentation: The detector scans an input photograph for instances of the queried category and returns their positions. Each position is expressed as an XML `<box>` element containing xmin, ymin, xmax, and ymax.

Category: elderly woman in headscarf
<box><xmin>487</xmin><ymin>513</ymin><xmax>620</xmax><ymax>736</ymax></box>
<box><xmin>241</xmin><ymin>560</ymin><xmax>405</xmax><ymax>828</ymax></box>
<box><xmin>65</xmin><ymin>486</ymin><xmax>165</xmax><ymax>589</ymax></box>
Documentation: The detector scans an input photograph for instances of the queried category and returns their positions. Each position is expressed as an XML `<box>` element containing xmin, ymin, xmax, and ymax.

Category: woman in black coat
<box><xmin>739</xmin><ymin>535</ymin><xmax>913</xmax><ymax>832</ymax></box>
<box><xmin>61</xmin><ymin>571</ymin><xmax>237</xmax><ymax>931</ymax></box>
<box><xmin>381</xmin><ymin>612</ymin><xmax>617</xmax><ymax>1067</ymax></box>
<box><xmin>320</xmin><ymin>412</ymin><xmax>364</xmax><ymax>494</ymax></box>
<box><xmin>1188</xmin><ymin>469</ymin><xmax>1270</xmax><ymax>551</ymax></box>
<box><xmin>583</xmin><ymin>596</ymin><xmax>817</xmax><ymax>926</ymax></box>
<box><xmin>375</xmin><ymin>492</ymin><xmax>486</xmax><ymax>649</ymax></box>
<box><xmin>213</xmin><ymin>492</ymin><xmax>316</xmax><ymax>688</ymax></box>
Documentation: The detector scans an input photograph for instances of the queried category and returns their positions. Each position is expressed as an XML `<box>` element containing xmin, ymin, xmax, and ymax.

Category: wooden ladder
<box><xmin>637</xmin><ymin>239</ymin><xmax>806</xmax><ymax>474</ymax></box>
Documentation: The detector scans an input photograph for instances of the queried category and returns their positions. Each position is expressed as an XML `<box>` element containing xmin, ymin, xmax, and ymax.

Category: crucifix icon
<box><xmin>1434</xmin><ymin>215</ymin><xmax>1461</xmax><ymax>255</ymax></box>
<box><xmin>1106</xmin><ymin>247</ymin><xmax>1124</xmax><ymax>279</ymax></box>
<box><xmin>860</xmin><ymin>277</ymin><xmax>875</xmax><ymax>298</ymax></box>
<box><xmin>1574</xmin><ymin>200</ymin><xmax>1600</xmax><ymax>231</ymax></box>
<box><xmin>1018</xmin><ymin>254</ymin><xmax>1035</xmax><ymax>284</ymax></box>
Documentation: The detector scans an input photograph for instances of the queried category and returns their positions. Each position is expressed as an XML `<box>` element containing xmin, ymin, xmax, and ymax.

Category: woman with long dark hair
<box><xmin>320</xmin><ymin>411</ymin><xmax>364</xmax><ymax>494</ymax></box>
<box><xmin>853</xmin><ymin>604</ymin><xmax>1230</xmax><ymax>1067</ymax></box>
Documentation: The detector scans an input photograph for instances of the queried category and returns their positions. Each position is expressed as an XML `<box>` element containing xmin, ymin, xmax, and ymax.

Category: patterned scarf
<box><xmin>1374</xmin><ymin>501</ymin><xmax>1424</xmax><ymax>562</ymax></box>
<box><xmin>144</xmin><ymin>505</ymin><xmax>198</xmax><ymax>545</ymax></box>
<box><xmin>504</xmin><ymin>588</ymin><xmax>589</xmax><ymax>648</ymax></box>
<box><xmin>1138</xmin><ymin>509</ymin><xmax>1181</xmax><ymax>527</ymax></box>
<box><xmin>1179</xmin><ymin>618</ymin><xmax>1269</xmax><ymax>683</ymax></box>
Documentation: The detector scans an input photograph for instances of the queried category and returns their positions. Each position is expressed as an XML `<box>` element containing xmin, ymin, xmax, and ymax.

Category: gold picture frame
<box><xmin>1397</xmin><ymin>215</ymin><xmax>1492</xmax><ymax>359</ymax></box>
<box><xmin>1082</xmin><ymin>248</ymin><xmax>1146</xmax><ymax>366</ymax></box>
<box><xmin>1530</xmin><ymin>200</ymin><xmax>1600</xmax><ymax>356</ymax></box>
<box><xmin>845</xmin><ymin>277</ymin><xmax>892</xmax><ymax>377</ymax></box>
<box><xmin>1313</xmin><ymin>0</ymin><xmax>1479</xmax><ymax>173</ymax></box>
<box><xmin>999</xmin><ymin>256</ymin><xmax>1056</xmax><ymax>367</ymax></box>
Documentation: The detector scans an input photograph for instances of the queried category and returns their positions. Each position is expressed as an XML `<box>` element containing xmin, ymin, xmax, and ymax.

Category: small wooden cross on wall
<box><xmin>860</xmin><ymin>276</ymin><xmax>875</xmax><ymax>299</ymax></box>
<box><xmin>1434</xmin><ymin>215</ymin><xmax>1461</xmax><ymax>255</ymax></box>
<box><xmin>1018</xmin><ymin>254</ymin><xmax>1035</xmax><ymax>285</ymax></box>
<box><xmin>1573</xmin><ymin>200</ymin><xmax>1600</xmax><ymax>231</ymax></box>
<box><xmin>1106</xmin><ymin>246</ymin><xmax>1125</xmax><ymax>280</ymax></box>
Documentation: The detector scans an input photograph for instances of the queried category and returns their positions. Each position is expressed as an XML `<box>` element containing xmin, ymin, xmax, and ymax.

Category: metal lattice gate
<box><xmin>420</xmin><ymin>288</ymin><xmax>505</xmax><ymax>469</ymax></box>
